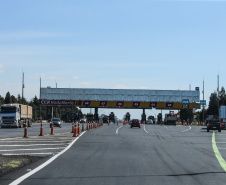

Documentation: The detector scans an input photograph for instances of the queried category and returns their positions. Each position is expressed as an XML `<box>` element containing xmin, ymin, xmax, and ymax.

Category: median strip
<box><xmin>212</xmin><ymin>131</ymin><xmax>226</xmax><ymax>172</ymax></box>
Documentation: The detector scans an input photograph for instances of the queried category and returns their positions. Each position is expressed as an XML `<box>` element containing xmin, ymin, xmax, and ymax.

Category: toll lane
<box><xmin>1</xmin><ymin>123</ymin><xmax>226</xmax><ymax>185</ymax></box>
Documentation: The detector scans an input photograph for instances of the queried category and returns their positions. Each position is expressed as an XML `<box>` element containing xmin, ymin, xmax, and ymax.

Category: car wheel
<box><xmin>207</xmin><ymin>128</ymin><xmax>209</xmax><ymax>132</ymax></box>
<box><xmin>131</xmin><ymin>126</ymin><xmax>132</xmax><ymax>128</ymax></box>
<box><xmin>219</xmin><ymin>129</ymin><xmax>221</xmax><ymax>132</ymax></box>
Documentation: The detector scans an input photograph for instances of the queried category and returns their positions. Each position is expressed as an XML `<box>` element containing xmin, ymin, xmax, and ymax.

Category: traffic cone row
<box><xmin>23</xmin><ymin>120</ymin><xmax>104</xmax><ymax>138</ymax></box>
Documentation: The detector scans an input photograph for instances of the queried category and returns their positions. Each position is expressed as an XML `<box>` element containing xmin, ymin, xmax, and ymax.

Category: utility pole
<box><xmin>203</xmin><ymin>79</ymin><xmax>205</xmax><ymax>125</ymax></box>
<box><xmin>22</xmin><ymin>72</ymin><xmax>25</xmax><ymax>104</ymax></box>
<box><xmin>218</xmin><ymin>74</ymin><xmax>220</xmax><ymax>118</ymax></box>
<box><xmin>39</xmin><ymin>77</ymin><xmax>42</xmax><ymax>120</ymax></box>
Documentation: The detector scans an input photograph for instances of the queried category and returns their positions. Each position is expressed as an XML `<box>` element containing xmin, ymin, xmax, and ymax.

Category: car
<box><xmin>50</xmin><ymin>118</ymin><xmax>62</xmax><ymax>128</ymax></box>
<box><xmin>128</xmin><ymin>120</ymin><xmax>132</xmax><ymax>125</ymax></box>
<box><xmin>147</xmin><ymin>119</ymin><xmax>153</xmax><ymax>124</ymax></box>
<box><xmin>131</xmin><ymin>119</ymin><xmax>141</xmax><ymax>128</ymax></box>
<box><xmin>220</xmin><ymin>122</ymin><xmax>226</xmax><ymax>130</ymax></box>
<box><xmin>207</xmin><ymin>120</ymin><xmax>221</xmax><ymax>132</ymax></box>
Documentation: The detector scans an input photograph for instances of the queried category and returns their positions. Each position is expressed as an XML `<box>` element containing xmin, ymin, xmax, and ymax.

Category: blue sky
<box><xmin>0</xmin><ymin>0</ymin><xmax>226</xmax><ymax>119</ymax></box>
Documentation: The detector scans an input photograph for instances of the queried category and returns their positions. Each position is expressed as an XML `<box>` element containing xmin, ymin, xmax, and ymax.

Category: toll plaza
<box><xmin>40</xmin><ymin>87</ymin><xmax>200</xmax><ymax>122</ymax></box>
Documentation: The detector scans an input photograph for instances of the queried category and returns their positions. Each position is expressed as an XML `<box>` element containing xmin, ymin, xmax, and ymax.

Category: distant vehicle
<box><xmin>80</xmin><ymin>118</ymin><xmax>86</xmax><ymax>123</ymax></box>
<box><xmin>147</xmin><ymin>119</ymin><xmax>153</xmax><ymax>124</ymax></box>
<box><xmin>147</xmin><ymin>116</ymin><xmax>155</xmax><ymax>124</ymax></box>
<box><xmin>128</xmin><ymin>120</ymin><xmax>132</xmax><ymax>125</ymax></box>
<box><xmin>103</xmin><ymin>116</ymin><xmax>109</xmax><ymax>123</ymax></box>
<box><xmin>109</xmin><ymin>112</ymin><xmax>115</xmax><ymax>123</ymax></box>
<box><xmin>131</xmin><ymin>119</ymin><xmax>141</xmax><ymax>128</ymax></box>
<box><xmin>164</xmin><ymin>111</ymin><xmax>177</xmax><ymax>125</ymax></box>
<box><xmin>207</xmin><ymin>120</ymin><xmax>221</xmax><ymax>132</ymax></box>
<box><xmin>50</xmin><ymin>118</ymin><xmax>62</xmax><ymax>128</ymax></box>
<box><xmin>220</xmin><ymin>106</ymin><xmax>226</xmax><ymax>129</ymax></box>
<box><xmin>0</xmin><ymin>104</ymin><xmax>32</xmax><ymax>128</ymax></box>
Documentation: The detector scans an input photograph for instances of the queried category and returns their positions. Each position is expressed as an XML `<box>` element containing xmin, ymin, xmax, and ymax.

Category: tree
<box><xmin>17</xmin><ymin>94</ymin><xmax>22</xmax><ymax>104</ymax></box>
<box><xmin>207</xmin><ymin>92</ymin><xmax>219</xmax><ymax>116</ymax></box>
<box><xmin>219</xmin><ymin>87</ymin><xmax>226</xmax><ymax>106</ymax></box>
<box><xmin>0</xmin><ymin>95</ymin><xmax>4</xmax><ymax>105</ymax></box>
<box><xmin>11</xmin><ymin>95</ymin><xmax>17</xmax><ymax>103</ymax></box>
<box><xmin>4</xmin><ymin>92</ymin><xmax>12</xmax><ymax>104</ymax></box>
<box><xmin>180</xmin><ymin>109</ymin><xmax>193</xmax><ymax>123</ymax></box>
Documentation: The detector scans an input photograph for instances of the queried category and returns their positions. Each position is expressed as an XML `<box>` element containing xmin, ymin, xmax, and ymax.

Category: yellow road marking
<box><xmin>212</xmin><ymin>131</ymin><xmax>226</xmax><ymax>171</ymax></box>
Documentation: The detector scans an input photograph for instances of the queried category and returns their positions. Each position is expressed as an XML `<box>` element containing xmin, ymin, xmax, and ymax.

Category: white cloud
<box><xmin>73</xmin><ymin>76</ymin><xmax>80</xmax><ymax>80</ymax></box>
<box><xmin>80</xmin><ymin>82</ymin><xmax>91</xmax><ymax>86</ymax></box>
<box><xmin>0</xmin><ymin>31</ymin><xmax>64</xmax><ymax>40</ymax></box>
<box><xmin>0</xmin><ymin>64</ymin><xmax>5</xmax><ymax>74</ymax></box>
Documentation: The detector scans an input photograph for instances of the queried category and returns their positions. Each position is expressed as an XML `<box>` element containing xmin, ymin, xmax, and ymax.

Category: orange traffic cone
<box><xmin>24</xmin><ymin>120</ymin><xmax>28</xmax><ymax>138</ymax></box>
<box><xmin>50</xmin><ymin>120</ymin><xmax>54</xmax><ymax>135</ymax></box>
<box><xmin>71</xmin><ymin>122</ymin><xmax>74</xmax><ymax>133</ymax></box>
<box><xmin>39</xmin><ymin>120</ymin><xmax>43</xmax><ymax>136</ymax></box>
<box><xmin>73</xmin><ymin>123</ymin><xmax>78</xmax><ymax>137</ymax></box>
<box><xmin>78</xmin><ymin>123</ymin><xmax>80</xmax><ymax>135</ymax></box>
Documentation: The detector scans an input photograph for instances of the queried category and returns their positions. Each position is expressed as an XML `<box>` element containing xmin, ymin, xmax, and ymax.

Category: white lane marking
<box><xmin>163</xmin><ymin>125</ymin><xmax>168</xmax><ymax>129</ymax></box>
<box><xmin>2</xmin><ymin>153</ymin><xmax>54</xmax><ymax>156</ymax></box>
<box><xmin>181</xmin><ymin>126</ymin><xmax>191</xmax><ymax>132</ymax></box>
<box><xmin>0</xmin><ymin>144</ymin><xmax>67</xmax><ymax>147</ymax></box>
<box><xmin>116</xmin><ymin>125</ymin><xmax>123</xmax><ymax>134</ymax></box>
<box><xmin>10</xmin><ymin>131</ymin><xmax>86</xmax><ymax>185</ymax></box>
<box><xmin>0</xmin><ymin>141</ymin><xmax>71</xmax><ymax>143</ymax></box>
<box><xmin>143</xmin><ymin>124</ymin><xmax>149</xmax><ymax>133</ymax></box>
<box><xmin>0</xmin><ymin>148</ymin><xmax>65</xmax><ymax>152</ymax></box>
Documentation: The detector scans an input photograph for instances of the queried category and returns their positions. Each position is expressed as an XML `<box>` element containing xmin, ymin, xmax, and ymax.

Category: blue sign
<box><xmin>182</xmin><ymin>99</ymin><xmax>189</xmax><ymax>104</ymax></box>
<box><xmin>200</xmin><ymin>100</ymin><xmax>206</xmax><ymax>106</ymax></box>
<box><xmin>195</xmin><ymin>87</ymin><xmax>199</xmax><ymax>91</ymax></box>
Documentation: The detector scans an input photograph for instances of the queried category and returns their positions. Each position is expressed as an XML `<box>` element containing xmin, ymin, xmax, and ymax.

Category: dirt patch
<box><xmin>0</xmin><ymin>155</ymin><xmax>43</xmax><ymax>177</ymax></box>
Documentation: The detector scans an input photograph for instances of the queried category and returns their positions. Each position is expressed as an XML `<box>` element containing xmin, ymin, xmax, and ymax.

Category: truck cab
<box><xmin>0</xmin><ymin>104</ymin><xmax>32</xmax><ymax>128</ymax></box>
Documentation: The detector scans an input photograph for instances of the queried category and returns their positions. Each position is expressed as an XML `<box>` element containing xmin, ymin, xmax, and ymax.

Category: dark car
<box><xmin>131</xmin><ymin>119</ymin><xmax>141</xmax><ymax>128</ymax></box>
<box><xmin>207</xmin><ymin>120</ymin><xmax>221</xmax><ymax>132</ymax></box>
<box><xmin>50</xmin><ymin>118</ymin><xmax>62</xmax><ymax>128</ymax></box>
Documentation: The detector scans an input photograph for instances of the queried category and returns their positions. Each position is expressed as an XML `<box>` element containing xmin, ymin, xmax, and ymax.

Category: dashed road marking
<box><xmin>143</xmin><ymin>124</ymin><xmax>149</xmax><ymax>133</ymax></box>
<box><xmin>116</xmin><ymin>125</ymin><xmax>123</xmax><ymax>134</ymax></box>
<box><xmin>181</xmin><ymin>126</ymin><xmax>191</xmax><ymax>132</ymax></box>
<box><xmin>163</xmin><ymin>125</ymin><xmax>168</xmax><ymax>129</ymax></box>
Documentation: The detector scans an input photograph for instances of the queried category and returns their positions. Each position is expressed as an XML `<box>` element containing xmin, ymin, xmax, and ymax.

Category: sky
<box><xmin>0</xmin><ymin>0</ymin><xmax>226</xmax><ymax>119</ymax></box>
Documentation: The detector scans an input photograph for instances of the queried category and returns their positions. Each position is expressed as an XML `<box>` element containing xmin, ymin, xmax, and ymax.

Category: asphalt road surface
<box><xmin>1</xmin><ymin>123</ymin><xmax>226</xmax><ymax>185</ymax></box>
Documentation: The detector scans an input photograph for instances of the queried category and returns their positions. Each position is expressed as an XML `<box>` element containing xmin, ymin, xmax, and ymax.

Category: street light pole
<box><xmin>203</xmin><ymin>79</ymin><xmax>205</xmax><ymax>126</ymax></box>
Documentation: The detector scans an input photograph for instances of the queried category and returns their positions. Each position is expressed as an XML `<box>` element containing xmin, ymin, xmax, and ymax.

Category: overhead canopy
<box><xmin>40</xmin><ymin>87</ymin><xmax>199</xmax><ymax>102</ymax></box>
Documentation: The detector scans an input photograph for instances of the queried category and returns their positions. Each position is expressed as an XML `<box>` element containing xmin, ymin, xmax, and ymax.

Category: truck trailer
<box><xmin>220</xmin><ymin>106</ymin><xmax>226</xmax><ymax>129</ymax></box>
<box><xmin>0</xmin><ymin>104</ymin><xmax>32</xmax><ymax>128</ymax></box>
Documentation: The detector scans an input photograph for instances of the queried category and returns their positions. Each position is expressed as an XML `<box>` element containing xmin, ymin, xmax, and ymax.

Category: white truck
<box><xmin>0</xmin><ymin>104</ymin><xmax>32</xmax><ymax>128</ymax></box>
<box><xmin>220</xmin><ymin>106</ymin><xmax>226</xmax><ymax>129</ymax></box>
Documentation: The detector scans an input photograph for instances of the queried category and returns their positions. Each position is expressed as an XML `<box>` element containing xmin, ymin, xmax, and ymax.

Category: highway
<box><xmin>1</xmin><ymin>123</ymin><xmax>226</xmax><ymax>185</ymax></box>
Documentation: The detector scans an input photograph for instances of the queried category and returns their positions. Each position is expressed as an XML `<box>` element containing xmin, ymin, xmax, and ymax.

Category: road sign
<box><xmin>195</xmin><ymin>87</ymin><xmax>199</xmax><ymax>91</ymax></box>
<box><xmin>200</xmin><ymin>100</ymin><xmax>206</xmax><ymax>106</ymax></box>
<box><xmin>182</xmin><ymin>99</ymin><xmax>189</xmax><ymax>105</ymax></box>
<box><xmin>166</xmin><ymin>103</ymin><xmax>174</xmax><ymax>108</ymax></box>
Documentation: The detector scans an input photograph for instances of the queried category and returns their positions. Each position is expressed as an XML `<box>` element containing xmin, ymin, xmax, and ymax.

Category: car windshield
<box><xmin>53</xmin><ymin>118</ymin><xmax>60</xmax><ymax>121</ymax></box>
